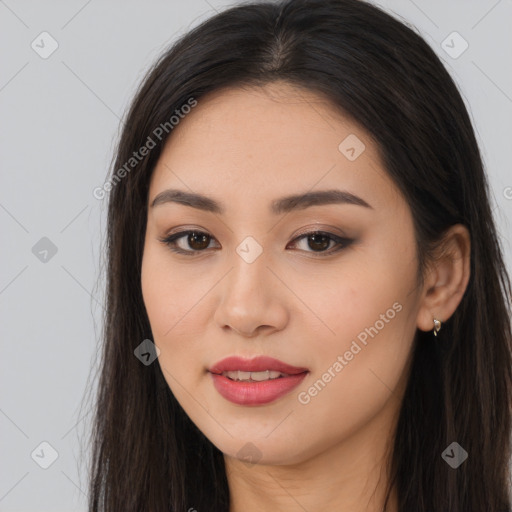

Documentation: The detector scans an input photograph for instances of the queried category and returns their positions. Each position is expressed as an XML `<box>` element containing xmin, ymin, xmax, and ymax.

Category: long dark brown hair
<box><xmin>82</xmin><ymin>0</ymin><xmax>512</xmax><ymax>509</ymax></box>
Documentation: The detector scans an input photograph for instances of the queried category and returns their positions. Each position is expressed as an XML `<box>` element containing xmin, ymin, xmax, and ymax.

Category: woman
<box><xmin>85</xmin><ymin>0</ymin><xmax>512</xmax><ymax>510</ymax></box>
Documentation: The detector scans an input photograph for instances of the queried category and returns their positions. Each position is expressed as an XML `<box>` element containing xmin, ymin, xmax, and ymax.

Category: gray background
<box><xmin>1</xmin><ymin>0</ymin><xmax>511</xmax><ymax>510</ymax></box>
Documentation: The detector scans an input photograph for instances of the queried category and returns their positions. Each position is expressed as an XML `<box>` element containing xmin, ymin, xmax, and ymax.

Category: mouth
<box><xmin>209</xmin><ymin>355</ymin><xmax>309</xmax><ymax>375</ymax></box>
<box><xmin>219</xmin><ymin>370</ymin><xmax>293</xmax><ymax>382</ymax></box>
<box><xmin>208</xmin><ymin>355</ymin><xmax>309</xmax><ymax>406</ymax></box>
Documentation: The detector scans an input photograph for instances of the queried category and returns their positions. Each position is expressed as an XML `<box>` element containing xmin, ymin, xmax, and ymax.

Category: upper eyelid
<box><xmin>164</xmin><ymin>228</ymin><xmax>345</xmax><ymax>242</ymax></box>
<box><xmin>161</xmin><ymin>228</ymin><xmax>349</xmax><ymax>253</ymax></box>
<box><xmin>164</xmin><ymin>222</ymin><xmax>348</xmax><ymax>239</ymax></box>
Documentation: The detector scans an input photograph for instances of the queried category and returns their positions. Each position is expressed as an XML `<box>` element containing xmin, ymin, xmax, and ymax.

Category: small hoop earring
<box><xmin>433</xmin><ymin>318</ymin><xmax>441</xmax><ymax>337</ymax></box>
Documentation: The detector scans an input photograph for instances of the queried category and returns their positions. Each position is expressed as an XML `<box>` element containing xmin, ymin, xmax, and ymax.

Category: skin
<box><xmin>140</xmin><ymin>81</ymin><xmax>471</xmax><ymax>512</ymax></box>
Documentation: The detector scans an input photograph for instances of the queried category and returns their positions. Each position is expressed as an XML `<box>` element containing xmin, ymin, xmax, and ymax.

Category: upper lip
<box><xmin>209</xmin><ymin>356</ymin><xmax>309</xmax><ymax>375</ymax></box>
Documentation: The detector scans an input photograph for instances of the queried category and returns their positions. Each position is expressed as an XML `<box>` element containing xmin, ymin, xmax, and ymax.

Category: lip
<box><xmin>208</xmin><ymin>356</ymin><xmax>309</xmax><ymax>406</ymax></box>
<box><xmin>209</xmin><ymin>355</ymin><xmax>309</xmax><ymax>375</ymax></box>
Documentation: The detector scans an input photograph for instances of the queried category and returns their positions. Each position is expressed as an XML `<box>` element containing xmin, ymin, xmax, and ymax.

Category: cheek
<box><xmin>287</xmin><ymin>279</ymin><xmax>416</xmax><ymax>460</ymax></box>
<box><xmin>140</xmin><ymin>243</ymin><xmax>211</xmax><ymax>393</ymax></box>
<box><xmin>141</xmin><ymin>247</ymin><xmax>187</xmax><ymax>372</ymax></box>
<box><xmin>290</xmin><ymin>243</ymin><xmax>417</xmax><ymax>405</ymax></box>
<box><xmin>300</xmin><ymin>286</ymin><xmax>411</xmax><ymax>396</ymax></box>
<box><xmin>141</xmin><ymin>242</ymin><xmax>198</xmax><ymax>339</ymax></box>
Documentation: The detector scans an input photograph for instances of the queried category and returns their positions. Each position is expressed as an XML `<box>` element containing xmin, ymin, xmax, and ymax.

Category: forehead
<box><xmin>166</xmin><ymin>81</ymin><xmax>364</xmax><ymax>150</ymax></box>
<box><xmin>148</xmin><ymin>82</ymin><xmax>397</xmax><ymax>214</ymax></box>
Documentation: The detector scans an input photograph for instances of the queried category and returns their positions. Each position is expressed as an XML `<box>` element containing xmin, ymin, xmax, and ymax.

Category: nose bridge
<box><xmin>227</xmin><ymin>234</ymin><xmax>271</xmax><ymax>301</ymax></box>
<box><xmin>214</xmin><ymin>234</ymin><xmax>288</xmax><ymax>335</ymax></box>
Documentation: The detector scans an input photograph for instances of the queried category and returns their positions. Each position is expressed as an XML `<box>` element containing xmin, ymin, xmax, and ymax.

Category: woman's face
<box><xmin>141</xmin><ymin>82</ymin><xmax>424</xmax><ymax>466</ymax></box>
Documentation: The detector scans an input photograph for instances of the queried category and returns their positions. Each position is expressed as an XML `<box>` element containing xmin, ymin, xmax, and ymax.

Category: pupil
<box><xmin>308</xmin><ymin>234</ymin><xmax>329</xmax><ymax>251</ymax></box>
<box><xmin>189</xmin><ymin>232</ymin><xmax>210</xmax><ymax>250</ymax></box>
<box><xmin>186</xmin><ymin>233</ymin><xmax>331</xmax><ymax>251</ymax></box>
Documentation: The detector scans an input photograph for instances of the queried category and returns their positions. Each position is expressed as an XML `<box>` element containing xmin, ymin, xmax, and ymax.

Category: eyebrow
<box><xmin>149</xmin><ymin>188</ymin><xmax>372</xmax><ymax>215</ymax></box>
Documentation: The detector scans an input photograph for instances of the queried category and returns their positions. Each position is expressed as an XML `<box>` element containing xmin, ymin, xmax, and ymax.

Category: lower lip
<box><xmin>210</xmin><ymin>372</ymin><xmax>308</xmax><ymax>405</ymax></box>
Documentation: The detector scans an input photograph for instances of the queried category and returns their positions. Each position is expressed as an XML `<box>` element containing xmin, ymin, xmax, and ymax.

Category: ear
<box><xmin>416</xmin><ymin>224</ymin><xmax>471</xmax><ymax>333</ymax></box>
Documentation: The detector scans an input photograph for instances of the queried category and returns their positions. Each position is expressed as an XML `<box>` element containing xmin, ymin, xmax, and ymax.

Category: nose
<box><xmin>213</xmin><ymin>249</ymin><xmax>289</xmax><ymax>338</ymax></box>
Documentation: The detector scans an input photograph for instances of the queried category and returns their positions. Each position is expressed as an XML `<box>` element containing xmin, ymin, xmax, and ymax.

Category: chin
<box><xmin>204</xmin><ymin>428</ymin><xmax>313</xmax><ymax>467</ymax></box>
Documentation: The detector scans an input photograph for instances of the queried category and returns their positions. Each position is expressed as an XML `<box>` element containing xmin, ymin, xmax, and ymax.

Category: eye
<box><xmin>158</xmin><ymin>229</ymin><xmax>352</xmax><ymax>257</ymax></box>
<box><xmin>287</xmin><ymin>231</ymin><xmax>352</xmax><ymax>255</ymax></box>
<box><xmin>159</xmin><ymin>230</ymin><xmax>218</xmax><ymax>255</ymax></box>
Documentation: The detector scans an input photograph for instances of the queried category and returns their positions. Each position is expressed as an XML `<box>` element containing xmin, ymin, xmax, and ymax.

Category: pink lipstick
<box><xmin>208</xmin><ymin>356</ymin><xmax>309</xmax><ymax>406</ymax></box>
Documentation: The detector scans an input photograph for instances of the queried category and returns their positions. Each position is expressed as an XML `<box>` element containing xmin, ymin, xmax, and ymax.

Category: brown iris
<box><xmin>187</xmin><ymin>231</ymin><xmax>211</xmax><ymax>250</ymax></box>
<box><xmin>305</xmin><ymin>233</ymin><xmax>331</xmax><ymax>252</ymax></box>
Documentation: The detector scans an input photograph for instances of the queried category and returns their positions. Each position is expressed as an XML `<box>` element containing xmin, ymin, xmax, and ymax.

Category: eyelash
<box><xmin>158</xmin><ymin>229</ymin><xmax>352</xmax><ymax>257</ymax></box>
